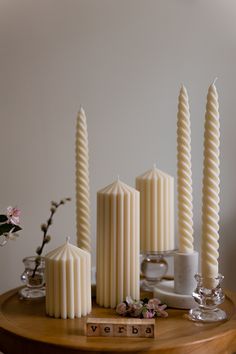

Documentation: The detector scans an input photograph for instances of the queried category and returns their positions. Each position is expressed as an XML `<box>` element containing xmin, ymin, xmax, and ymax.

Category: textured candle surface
<box><xmin>201</xmin><ymin>82</ymin><xmax>220</xmax><ymax>287</ymax></box>
<box><xmin>96</xmin><ymin>179</ymin><xmax>140</xmax><ymax>308</ymax></box>
<box><xmin>177</xmin><ymin>85</ymin><xmax>194</xmax><ymax>253</ymax></box>
<box><xmin>76</xmin><ymin>107</ymin><xmax>91</xmax><ymax>252</ymax></box>
<box><xmin>136</xmin><ymin>167</ymin><xmax>174</xmax><ymax>252</ymax></box>
<box><xmin>45</xmin><ymin>240</ymin><xmax>91</xmax><ymax>319</ymax></box>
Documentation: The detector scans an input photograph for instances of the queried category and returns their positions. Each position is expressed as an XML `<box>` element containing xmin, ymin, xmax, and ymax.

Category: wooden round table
<box><xmin>1</xmin><ymin>287</ymin><xmax>236</xmax><ymax>354</ymax></box>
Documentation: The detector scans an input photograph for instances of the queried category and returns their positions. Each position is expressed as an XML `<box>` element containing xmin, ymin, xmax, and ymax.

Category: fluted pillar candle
<box><xmin>96</xmin><ymin>179</ymin><xmax>140</xmax><ymax>308</ymax></box>
<box><xmin>136</xmin><ymin>166</ymin><xmax>174</xmax><ymax>252</ymax></box>
<box><xmin>76</xmin><ymin>107</ymin><xmax>91</xmax><ymax>253</ymax></box>
<box><xmin>201</xmin><ymin>80</ymin><xmax>220</xmax><ymax>288</ymax></box>
<box><xmin>45</xmin><ymin>238</ymin><xmax>91</xmax><ymax>319</ymax></box>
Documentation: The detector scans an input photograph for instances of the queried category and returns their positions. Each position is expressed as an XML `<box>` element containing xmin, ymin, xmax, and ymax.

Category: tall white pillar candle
<box><xmin>76</xmin><ymin>107</ymin><xmax>91</xmax><ymax>253</ymax></box>
<box><xmin>96</xmin><ymin>179</ymin><xmax>140</xmax><ymax>308</ymax></box>
<box><xmin>136</xmin><ymin>166</ymin><xmax>174</xmax><ymax>252</ymax></box>
<box><xmin>201</xmin><ymin>80</ymin><xmax>220</xmax><ymax>288</ymax></box>
<box><xmin>45</xmin><ymin>238</ymin><xmax>91</xmax><ymax>319</ymax></box>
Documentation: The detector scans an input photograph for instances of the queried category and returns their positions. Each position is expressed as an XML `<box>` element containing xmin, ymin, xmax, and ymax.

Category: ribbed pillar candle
<box><xmin>201</xmin><ymin>80</ymin><xmax>220</xmax><ymax>288</ymax></box>
<box><xmin>96</xmin><ymin>179</ymin><xmax>140</xmax><ymax>308</ymax></box>
<box><xmin>76</xmin><ymin>107</ymin><xmax>91</xmax><ymax>253</ymax></box>
<box><xmin>45</xmin><ymin>238</ymin><xmax>91</xmax><ymax>319</ymax></box>
<box><xmin>136</xmin><ymin>166</ymin><xmax>174</xmax><ymax>252</ymax></box>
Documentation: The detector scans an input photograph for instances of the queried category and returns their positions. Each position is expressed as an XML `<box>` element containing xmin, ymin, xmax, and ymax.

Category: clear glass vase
<box><xmin>19</xmin><ymin>256</ymin><xmax>45</xmax><ymax>299</ymax></box>
<box><xmin>141</xmin><ymin>251</ymin><xmax>175</xmax><ymax>291</ymax></box>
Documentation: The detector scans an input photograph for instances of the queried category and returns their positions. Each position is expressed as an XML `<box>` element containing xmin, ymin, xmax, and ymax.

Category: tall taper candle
<box><xmin>177</xmin><ymin>85</ymin><xmax>194</xmax><ymax>253</ymax></box>
<box><xmin>174</xmin><ymin>85</ymin><xmax>198</xmax><ymax>295</ymax></box>
<box><xmin>76</xmin><ymin>107</ymin><xmax>91</xmax><ymax>252</ymax></box>
<box><xmin>201</xmin><ymin>80</ymin><xmax>220</xmax><ymax>288</ymax></box>
<box><xmin>96</xmin><ymin>179</ymin><xmax>140</xmax><ymax>308</ymax></box>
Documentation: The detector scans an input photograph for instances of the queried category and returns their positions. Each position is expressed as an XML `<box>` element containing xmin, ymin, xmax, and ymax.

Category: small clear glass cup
<box><xmin>141</xmin><ymin>251</ymin><xmax>175</xmax><ymax>291</ymax></box>
<box><xmin>19</xmin><ymin>256</ymin><xmax>45</xmax><ymax>299</ymax></box>
<box><xmin>188</xmin><ymin>273</ymin><xmax>227</xmax><ymax>322</ymax></box>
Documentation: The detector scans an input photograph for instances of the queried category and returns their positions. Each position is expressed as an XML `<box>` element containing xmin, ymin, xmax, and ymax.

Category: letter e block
<box><xmin>100</xmin><ymin>324</ymin><xmax>113</xmax><ymax>337</ymax></box>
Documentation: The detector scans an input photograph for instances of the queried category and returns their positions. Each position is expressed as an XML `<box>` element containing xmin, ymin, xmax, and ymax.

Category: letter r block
<box><xmin>114</xmin><ymin>324</ymin><xmax>127</xmax><ymax>336</ymax></box>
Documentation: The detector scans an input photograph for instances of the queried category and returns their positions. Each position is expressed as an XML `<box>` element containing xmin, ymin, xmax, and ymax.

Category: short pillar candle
<box><xmin>96</xmin><ymin>179</ymin><xmax>140</xmax><ymax>308</ymax></box>
<box><xmin>136</xmin><ymin>166</ymin><xmax>174</xmax><ymax>252</ymax></box>
<box><xmin>45</xmin><ymin>238</ymin><xmax>91</xmax><ymax>319</ymax></box>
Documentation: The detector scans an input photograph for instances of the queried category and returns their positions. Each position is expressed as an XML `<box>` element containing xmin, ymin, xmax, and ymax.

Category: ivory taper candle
<box><xmin>201</xmin><ymin>80</ymin><xmax>220</xmax><ymax>288</ymax></box>
<box><xmin>136</xmin><ymin>166</ymin><xmax>174</xmax><ymax>252</ymax></box>
<box><xmin>76</xmin><ymin>107</ymin><xmax>91</xmax><ymax>252</ymax></box>
<box><xmin>177</xmin><ymin>85</ymin><xmax>194</xmax><ymax>253</ymax></box>
<box><xmin>96</xmin><ymin>179</ymin><xmax>140</xmax><ymax>308</ymax></box>
<box><xmin>45</xmin><ymin>238</ymin><xmax>91</xmax><ymax>319</ymax></box>
<box><xmin>175</xmin><ymin>85</ymin><xmax>198</xmax><ymax>295</ymax></box>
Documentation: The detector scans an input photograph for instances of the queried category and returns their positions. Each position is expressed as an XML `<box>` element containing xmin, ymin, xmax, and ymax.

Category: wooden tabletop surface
<box><xmin>1</xmin><ymin>287</ymin><xmax>236</xmax><ymax>354</ymax></box>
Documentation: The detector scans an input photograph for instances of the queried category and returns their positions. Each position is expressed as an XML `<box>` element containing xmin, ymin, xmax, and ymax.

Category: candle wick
<box><xmin>212</xmin><ymin>77</ymin><xmax>218</xmax><ymax>86</ymax></box>
<box><xmin>66</xmin><ymin>236</ymin><xmax>70</xmax><ymax>243</ymax></box>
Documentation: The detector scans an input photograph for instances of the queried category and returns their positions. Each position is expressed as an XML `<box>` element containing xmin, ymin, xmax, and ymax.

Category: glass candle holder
<box><xmin>188</xmin><ymin>273</ymin><xmax>227</xmax><ymax>323</ymax></box>
<box><xmin>19</xmin><ymin>256</ymin><xmax>46</xmax><ymax>299</ymax></box>
<box><xmin>141</xmin><ymin>251</ymin><xmax>175</xmax><ymax>291</ymax></box>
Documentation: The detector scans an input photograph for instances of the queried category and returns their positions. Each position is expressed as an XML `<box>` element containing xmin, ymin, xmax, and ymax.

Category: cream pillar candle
<box><xmin>45</xmin><ymin>238</ymin><xmax>91</xmax><ymax>319</ymax></box>
<box><xmin>96</xmin><ymin>179</ymin><xmax>140</xmax><ymax>308</ymax></box>
<box><xmin>177</xmin><ymin>85</ymin><xmax>194</xmax><ymax>253</ymax></box>
<box><xmin>201</xmin><ymin>80</ymin><xmax>220</xmax><ymax>288</ymax></box>
<box><xmin>76</xmin><ymin>107</ymin><xmax>91</xmax><ymax>252</ymax></box>
<box><xmin>136</xmin><ymin>166</ymin><xmax>174</xmax><ymax>252</ymax></box>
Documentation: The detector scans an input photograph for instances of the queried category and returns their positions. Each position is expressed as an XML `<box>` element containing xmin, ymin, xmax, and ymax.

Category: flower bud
<box><xmin>50</xmin><ymin>206</ymin><xmax>56</xmax><ymax>213</ymax></box>
<box><xmin>41</xmin><ymin>224</ymin><xmax>47</xmax><ymax>232</ymax></box>
<box><xmin>36</xmin><ymin>246</ymin><xmax>41</xmax><ymax>255</ymax></box>
<box><xmin>45</xmin><ymin>235</ymin><xmax>51</xmax><ymax>243</ymax></box>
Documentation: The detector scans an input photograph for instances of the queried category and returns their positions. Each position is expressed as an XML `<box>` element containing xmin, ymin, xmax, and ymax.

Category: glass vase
<box><xmin>141</xmin><ymin>251</ymin><xmax>175</xmax><ymax>291</ymax></box>
<box><xmin>188</xmin><ymin>273</ymin><xmax>227</xmax><ymax>322</ymax></box>
<box><xmin>19</xmin><ymin>256</ymin><xmax>45</xmax><ymax>299</ymax></box>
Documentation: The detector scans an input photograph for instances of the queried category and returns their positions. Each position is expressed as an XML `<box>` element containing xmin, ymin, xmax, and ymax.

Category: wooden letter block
<box><xmin>86</xmin><ymin>318</ymin><xmax>155</xmax><ymax>338</ymax></box>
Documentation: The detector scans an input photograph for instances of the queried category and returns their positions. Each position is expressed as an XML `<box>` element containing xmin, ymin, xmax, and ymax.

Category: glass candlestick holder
<box><xmin>189</xmin><ymin>273</ymin><xmax>227</xmax><ymax>323</ymax></box>
<box><xmin>141</xmin><ymin>250</ymin><xmax>175</xmax><ymax>291</ymax></box>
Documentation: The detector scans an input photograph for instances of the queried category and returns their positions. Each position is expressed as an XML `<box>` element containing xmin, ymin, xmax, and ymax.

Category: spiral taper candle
<box><xmin>201</xmin><ymin>80</ymin><xmax>220</xmax><ymax>288</ymax></box>
<box><xmin>177</xmin><ymin>85</ymin><xmax>194</xmax><ymax>253</ymax></box>
<box><xmin>174</xmin><ymin>85</ymin><xmax>198</xmax><ymax>295</ymax></box>
<box><xmin>76</xmin><ymin>107</ymin><xmax>91</xmax><ymax>253</ymax></box>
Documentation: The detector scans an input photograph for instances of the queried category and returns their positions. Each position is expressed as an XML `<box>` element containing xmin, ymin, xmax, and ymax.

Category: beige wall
<box><xmin>0</xmin><ymin>0</ymin><xmax>236</xmax><ymax>293</ymax></box>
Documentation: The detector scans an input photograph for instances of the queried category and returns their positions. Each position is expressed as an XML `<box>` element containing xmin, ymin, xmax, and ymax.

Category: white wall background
<box><xmin>0</xmin><ymin>0</ymin><xmax>236</xmax><ymax>293</ymax></box>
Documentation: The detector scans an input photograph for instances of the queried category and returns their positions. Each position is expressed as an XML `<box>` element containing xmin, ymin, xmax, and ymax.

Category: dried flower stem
<box><xmin>32</xmin><ymin>198</ymin><xmax>71</xmax><ymax>277</ymax></box>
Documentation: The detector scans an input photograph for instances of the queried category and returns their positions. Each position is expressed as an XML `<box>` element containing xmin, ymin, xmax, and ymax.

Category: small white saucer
<box><xmin>154</xmin><ymin>280</ymin><xmax>196</xmax><ymax>309</ymax></box>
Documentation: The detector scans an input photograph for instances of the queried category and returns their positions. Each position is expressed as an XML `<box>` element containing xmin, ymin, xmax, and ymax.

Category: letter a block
<box><xmin>87</xmin><ymin>318</ymin><xmax>155</xmax><ymax>338</ymax></box>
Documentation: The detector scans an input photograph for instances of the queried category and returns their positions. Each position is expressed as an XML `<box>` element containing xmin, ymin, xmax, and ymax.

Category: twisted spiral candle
<box><xmin>177</xmin><ymin>85</ymin><xmax>194</xmax><ymax>253</ymax></box>
<box><xmin>201</xmin><ymin>80</ymin><xmax>220</xmax><ymax>288</ymax></box>
<box><xmin>76</xmin><ymin>107</ymin><xmax>91</xmax><ymax>253</ymax></box>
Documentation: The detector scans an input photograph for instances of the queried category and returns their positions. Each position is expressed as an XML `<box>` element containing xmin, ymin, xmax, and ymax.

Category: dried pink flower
<box><xmin>143</xmin><ymin>310</ymin><xmax>155</xmax><ymax>319</ymax></box>
<box><xmin>116</xmin><ymin>302</ymin><xmax>127</xmax><ymax>315</ymax></box>
<box><xmin>7</xmin><ymin>207</ymin><xmax>21</xmax><ymax>225</ymax></box>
